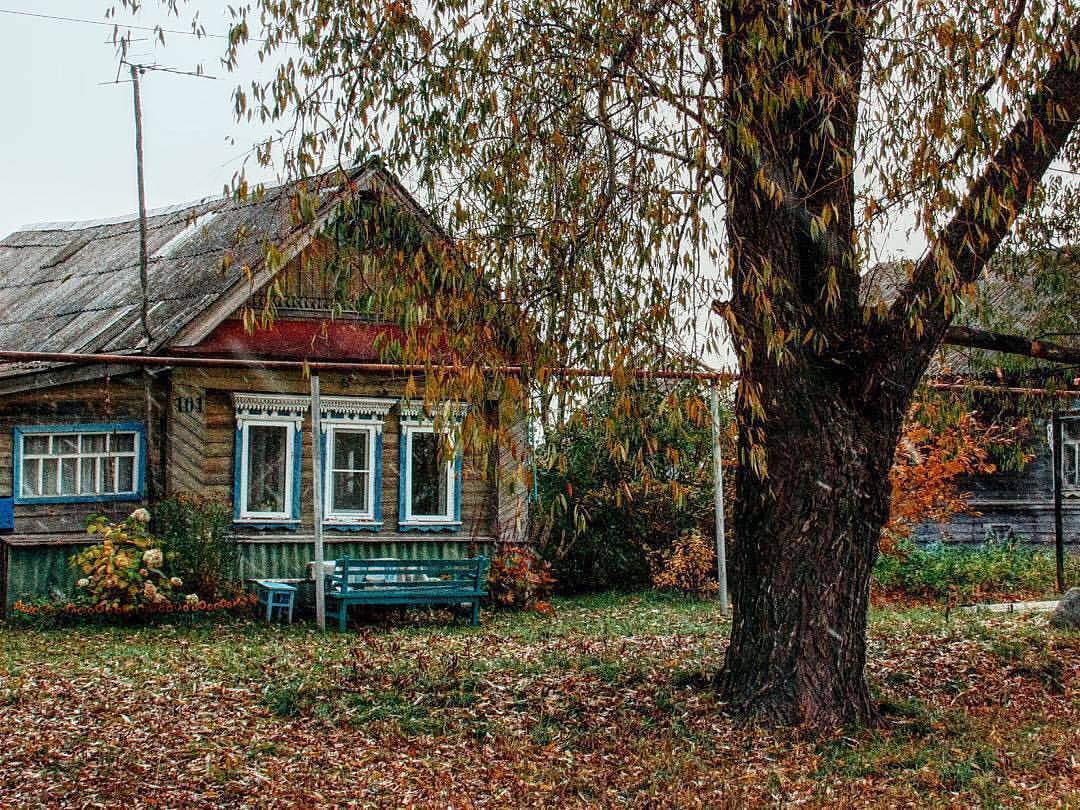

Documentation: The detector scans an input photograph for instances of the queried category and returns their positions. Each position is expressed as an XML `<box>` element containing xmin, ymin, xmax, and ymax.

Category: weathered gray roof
<box><xmin>0</xmin><ymin>188</ymin><xmax>308</xmax><ymax>359</ymax></box>
<box><xmin>0</xmin><ymin>165</ymin><xmax>438</xmax><ymax>383</ymax></box>
<box><xmin>861</xmin><ymin>248</ymin><xmax>1080</xmax><ymax>379</ymax></box>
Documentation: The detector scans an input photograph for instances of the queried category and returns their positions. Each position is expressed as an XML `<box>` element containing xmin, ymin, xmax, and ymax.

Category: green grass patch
<box><xmin>1</xmin><ymin>591</ymin><xmax>1075</xmax><ymax>807</ymax></box>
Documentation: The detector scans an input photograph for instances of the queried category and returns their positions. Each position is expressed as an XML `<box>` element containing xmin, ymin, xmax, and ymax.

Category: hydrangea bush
<box><xmin>69</xmin><ymin>510</ymin><xmax>195</xmax><ymax>610</ymax></box>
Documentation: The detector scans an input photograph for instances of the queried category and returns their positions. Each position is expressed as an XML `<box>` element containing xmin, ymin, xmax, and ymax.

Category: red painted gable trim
<box><xmin>176</xmin><ymin>318</ymin><xmax>402</xmax><ymax>362</ymax></box>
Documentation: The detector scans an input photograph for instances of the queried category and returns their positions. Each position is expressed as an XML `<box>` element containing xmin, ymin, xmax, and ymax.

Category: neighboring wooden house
<box><xmin>865</xmin><ymin>250</ymin><xmax>1080</xmax><ymax>549</ymax></box>
<box><xmin>0</xmin><ymin>165</ymin><xmax>527</xmax><ymax>613</ymax></box>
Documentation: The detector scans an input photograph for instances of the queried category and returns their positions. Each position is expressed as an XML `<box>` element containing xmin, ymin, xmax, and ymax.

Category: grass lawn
<box><xmin>1</xmin><ymin>592</ymin><xmax>1076</xmax><ymax>808</ymax></box>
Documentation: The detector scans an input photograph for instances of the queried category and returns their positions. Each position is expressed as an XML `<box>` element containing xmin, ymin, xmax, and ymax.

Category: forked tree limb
<box><xmin>883</xmin><ymin>20</ymin><xmax>1080</xmax><ymax>377</ymax></box>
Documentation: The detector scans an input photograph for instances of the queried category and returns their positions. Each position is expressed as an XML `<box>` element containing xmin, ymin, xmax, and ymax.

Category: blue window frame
<box><xmin>398</xmin><ymin>403</ymin><xmax>465</xmax><ymax>532</ymax></box>
<box><xmin>319</xmin><ymin>397</ymin><xmax>392</xmax><ymax>531</ymax></box>
<box><xmin>232</xmin><ymin>394</ymin><xmax>307</xmax><ymax>527</ymax></box>
<box><xmin>13</xmin><ymin>422</ymin><xmax>146</xmax><ymax>505</ymax></box>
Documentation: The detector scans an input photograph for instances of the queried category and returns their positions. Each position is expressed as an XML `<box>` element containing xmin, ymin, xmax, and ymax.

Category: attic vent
<box><xmin>152</xmin><ymin>209</ymin><xmax>220</xmax><ymax>258</ymax></box>
<box><xmin>40</xmin><ymin>233</ymin><xmax>94</xmax><ymax>269</ymax></box>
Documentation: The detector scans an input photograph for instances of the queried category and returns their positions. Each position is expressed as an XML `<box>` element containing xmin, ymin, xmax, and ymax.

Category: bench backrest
<box><xmin>329</xmin><ymin>557</ymin><xmax>490</xmax><ymax>595</ymax></box>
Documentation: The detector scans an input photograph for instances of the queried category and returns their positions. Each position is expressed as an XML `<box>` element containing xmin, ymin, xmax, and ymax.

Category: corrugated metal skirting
<box><xmin>4</xmin><ymin>544</ymin><xmax>83</xmax><ymax>609</ymax></box>
<box><xmin>4</xmin><ymin>540</ymin><xmax>494</xmax><ymax>612</ymax></box>
<box><xmin>238</xmin><ymin>540</ymin><xmax>491</xmax><ymax>581</ymax></box>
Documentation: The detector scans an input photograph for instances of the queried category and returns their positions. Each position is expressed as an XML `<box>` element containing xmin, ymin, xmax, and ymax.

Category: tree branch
<box><xmin>881</xmin><ymin>20</ymin><xmax>1080</xmax><ymax>384</ymax></box>
<box><xmin>944</xmin><ymin>325</ymin><xmax>1080</xmax><ymax>365</ymax></box>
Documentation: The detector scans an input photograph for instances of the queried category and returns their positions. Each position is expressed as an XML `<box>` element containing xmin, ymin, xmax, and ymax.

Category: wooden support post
<box><xmin>311</xmin><ymin>372</ymin><xmax>326</xmax><ymax>630</ymax></box>
<box><xmin>710</xmin><ymin>382</ymin><xmax>729</xmax><ymax>615</ymax></box>
<box><xmin>1052</xmin><ymin>409</ymin><xmax>1065</xmax><ymax>594</ymax></box>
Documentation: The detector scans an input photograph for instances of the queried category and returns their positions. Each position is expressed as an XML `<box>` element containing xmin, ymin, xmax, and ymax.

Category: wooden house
<box><xmin>0</xmin><ymin>166</ymin><xmax>527</xmax><ymax>613</ymax></box>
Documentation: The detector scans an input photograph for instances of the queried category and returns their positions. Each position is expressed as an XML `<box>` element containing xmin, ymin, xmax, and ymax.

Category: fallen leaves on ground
<box><xmin>0</xmin><ymin>593</ymin><xmax>1076</xmax><ymax>808</ymax></box>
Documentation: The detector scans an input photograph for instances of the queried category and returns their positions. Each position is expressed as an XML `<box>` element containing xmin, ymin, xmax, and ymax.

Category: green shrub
<box><xmin>532</xmin><ymin>382</ymin><xmax>725</xmax><ymax>593</ymax></box>
<box><xmin>872</xmin><ymin>537</ymin><xmax>1077</xmax><ymax>600</ymax></box>
<box><xmin>153</xmin><ymin>494</ymin><xmax>239</xmax><ymax>599</ymax></box>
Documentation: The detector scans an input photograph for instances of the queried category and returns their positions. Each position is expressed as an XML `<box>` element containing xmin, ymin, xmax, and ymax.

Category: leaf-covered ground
<box><xmin>1</xmin><ymin>592</ymin><xmax>1076</xmax><ymax>808</ymax></box>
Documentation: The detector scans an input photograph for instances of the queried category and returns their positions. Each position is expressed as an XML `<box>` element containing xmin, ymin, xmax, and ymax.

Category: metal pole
<box><xmin>710</xmin><ymin>382</ymin><xmax>729</xmax><ymax>615</ymax></box>
<box><xmin>129</xmin><ymin>64</ymin><xmax>152</xmax><ymax>345</ymax></box>
<box><xmin>1052</xmin><ymin>409</ymin><xmax>1065</xmax><ymax>593</ymax></box>
<box><xmin>311</xmin><ymin>372</ymin><xmax>326</xmax><ymax>629</ymax></box>
<box><xmin>0</xmin><ymin>349</ymin><xmax>735</xmax><ymax>384</ymax></box>
<box><xmin>130</xmin><ymin>64</ymin><xmax>156</xmax><ymax>502</ymax></box>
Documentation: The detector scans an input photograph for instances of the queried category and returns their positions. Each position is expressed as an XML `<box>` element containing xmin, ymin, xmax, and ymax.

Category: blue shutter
<box><xmin>453</xmin><ymin>447</ymin><xmax>463</xmax><ymax>525</ymax></box>
<box><xmin>398</xmin><ymin>429</ymin><xmax>407</xmax><ymax>526</ymax></box>
<box><xmin>374</xmin><ymin>429</ymin><xmax>383</xmax><ymax>523</ymax></box>
<box><xmin>291</xmin><ymin>424</ymin><xmax>303</xmax><ymax>521</ymax></box>
<box><xmin>232</xmin><ymin>425</ymin><xmax>244</xmax><ymax>522</ymax></box>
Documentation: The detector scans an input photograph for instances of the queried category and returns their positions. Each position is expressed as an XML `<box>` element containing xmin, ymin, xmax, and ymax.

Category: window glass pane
<box><xmin>24</xmin><ymin>435</ymin><xmax>49</xmax><ymax>455</ymax></box>
<box><xmin>116</xmin><ymin>456</ymin><xmax>135</xmax><ymax>493</ymax></box>
<box><xmin>112</xmin><ymin>433</ymin><xmax>135</xmax><ymax>453</ymax></box>
<box><xmin>1065</xmin><ymin>442</ymin><xmax>1079</xmax><ymax>487</ymax></box>
<box><xmin>56</xmin><ymin>435</ymin><xmax>78</xmax><ymax>454</ymax></box>
<box><xmin>103</xmin><ymin>457</ymin><xmax>116</xmax><ymax>493</ymax></box>
<box><xmin>333</xmin><ymin>470</ymin><xmax>369</xmax><ymax>512</ymax></box>
<box><xmin>60</xmin><ymin>458</ymin><xmax>77</xmax><ymax>495</ymax></box>
<box><xmin>21</xmin><ymin>459</ymin><xmax>39</xmax><ymax>497</ymax></box>
<box><xmin>81</xmin><ymin>434</ymin><xmax>107</xmax><ymax>453</ymax></box>
<box><xmin>42</xmin><ymin>458</ymin><xmax>59</xmax><ymax>495</ymax></box>
<box><xmin>247</xmin><ymin>425</ymin><xmax>288</xmax><ymax>514</ymax></box>
<box><xmin>410</xmin><ymin>431</ymin><xmax>448</xmax><ymax>517</ymax></box>
<box><xmin>334</xmin><ymin>430</ymin><xmax>369</xmax><ymax>472</ymax></box>
<box><xmin>80</xmin><ymin>458</ymin><xmax>99</xmax><ymax>494</ymax></box>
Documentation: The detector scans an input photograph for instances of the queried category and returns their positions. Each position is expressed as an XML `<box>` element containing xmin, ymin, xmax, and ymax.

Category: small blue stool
<box><xmin>254</xmin><ymin>580</ymin><xmax>297</xmax><ymax>624</ymax></box>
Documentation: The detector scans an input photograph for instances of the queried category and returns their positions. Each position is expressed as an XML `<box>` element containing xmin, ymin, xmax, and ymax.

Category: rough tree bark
<box><xmin>719</xmin><ymin>9</ymin><xmax>1080</xmax><ymax>726</ymax></box>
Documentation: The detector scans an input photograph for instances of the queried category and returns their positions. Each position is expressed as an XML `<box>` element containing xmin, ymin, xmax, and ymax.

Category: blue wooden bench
<box><xmin>324</xmin><ymin>557</ymin><xmax>490</xmax><ymax>630</ymax></box>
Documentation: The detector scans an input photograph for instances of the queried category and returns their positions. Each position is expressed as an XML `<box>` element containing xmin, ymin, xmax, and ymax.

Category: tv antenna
<box><xmin>105</xmin><ymin>53</ymin><xmax>216</xmax><ymax>343</ymax></box>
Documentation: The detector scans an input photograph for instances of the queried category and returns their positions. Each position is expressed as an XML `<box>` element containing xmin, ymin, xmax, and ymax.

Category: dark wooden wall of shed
<box><xmin>0</xmin><ymin>372</ymin><xmax>164</xmax><ymax>535</ymax></box>
<box><xmin>166</xmin><ymin>365</ymin><xmax>498</xmax><ymax>540</ymax></box>
<box><xmin>914</xmin><ymin>421</ymin><xmax>1080</xmax><ymax>547</ymax></box>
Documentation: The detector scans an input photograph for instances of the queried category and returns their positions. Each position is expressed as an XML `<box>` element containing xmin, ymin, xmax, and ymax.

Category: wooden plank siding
<box><xmin>495</xmin><ymin>405</ymin><xmax>530</xmax><ymax>545</ymax></box>
<box><xmin>167</xmin><ymin>365</ymin><xmax>497</xmax><ymax>541</ymax></box>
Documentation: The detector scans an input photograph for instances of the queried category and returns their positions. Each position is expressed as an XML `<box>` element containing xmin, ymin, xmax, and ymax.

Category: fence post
<box><xmin>710</xmin><ymin>382</ymin><xmax>730</xmax><ymax>615</ymax></box>
<box><xmin>1052</xmin><ymin>409</ymin><xmax>1065</xmax><ymax>594</ymax></box>
<box><xmin>312</xmin><ymin>372</ymin><xmax>326</xmax><ymax>630</ymax></box>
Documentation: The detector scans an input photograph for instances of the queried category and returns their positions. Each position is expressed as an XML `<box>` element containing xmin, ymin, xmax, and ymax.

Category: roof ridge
<box><xmin>16</xmin><ymin>195</ymin><xmax>227</xmax><ymax>234</ymax></box>
<box><xmin>12</xmin><ymin>164</ymin><xmax>380</xmax><ymax>235</ymax></box>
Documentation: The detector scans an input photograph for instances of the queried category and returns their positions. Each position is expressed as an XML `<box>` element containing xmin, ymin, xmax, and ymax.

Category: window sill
<box><xmin>323</xmin><ymin>521</ymin><xmax>384</xmax><ymax>532</ymax></box>
<box><xmin>233</xmin><ymin>520</ymin><xmax>301</xmax><ymax>531</ymax></box>
<box><xmin>14</xmin><ymin>493</ymin><xmax>143</xmax><ymax>506</ymax></box>
<box><xmin>399</xmin><ymin>521</ymin><xmax>463</xmax><ymax>533</ymax></box>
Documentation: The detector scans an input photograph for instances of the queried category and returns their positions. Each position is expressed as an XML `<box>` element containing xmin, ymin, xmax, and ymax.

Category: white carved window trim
<box><xmin>319</xmin><ymin>397</ymin><xmax>393</xmax><ymax>526</ymax></box>
<box><xmin>233</xmin><ymin>394</ymin><xmax>308</xmax><ymax>523</ymax></box>
<box><xmin>399</xmin><ymin>402</ymin><xmax>467</xmax><ymax>527</ymax></box>
<box><xmin>1053</xmin><ymin>417</ymin><xmax>1080</xmax><ymax>492</ymax></box>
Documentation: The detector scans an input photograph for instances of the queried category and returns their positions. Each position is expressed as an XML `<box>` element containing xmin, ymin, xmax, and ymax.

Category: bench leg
<box><xmin>339</xmin><ymin>602</ymin><xmax>348</xmax><ymax>632</ymax></box>
<box><xmin>471</xmin><ymin>599</ymin><xmax>480</xmax><ymax>626</ymax></box>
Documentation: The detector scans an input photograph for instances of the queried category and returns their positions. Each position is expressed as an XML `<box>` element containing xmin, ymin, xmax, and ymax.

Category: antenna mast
<box><xmin>129</xmin><ymin>62</ymin><xmax>152</xmax><ymax>345</ymax></box>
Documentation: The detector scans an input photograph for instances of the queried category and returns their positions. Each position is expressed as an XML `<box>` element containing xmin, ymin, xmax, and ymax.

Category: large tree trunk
<box><xmin>720</xmin><ymin>365</ymin><xmax>905</xmax><ymax>726</ymax></box>
<box><xmin>714</xmin><ymin>6</ymin><xmax>1078</xmax><ymax>727</ymax></box>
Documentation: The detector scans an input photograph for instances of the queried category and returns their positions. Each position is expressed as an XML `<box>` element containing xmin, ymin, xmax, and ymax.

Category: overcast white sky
<box><xmin>0</xmin><ymin>2</ymin><xmax>280</xmax><ymax>237</ymax></box>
